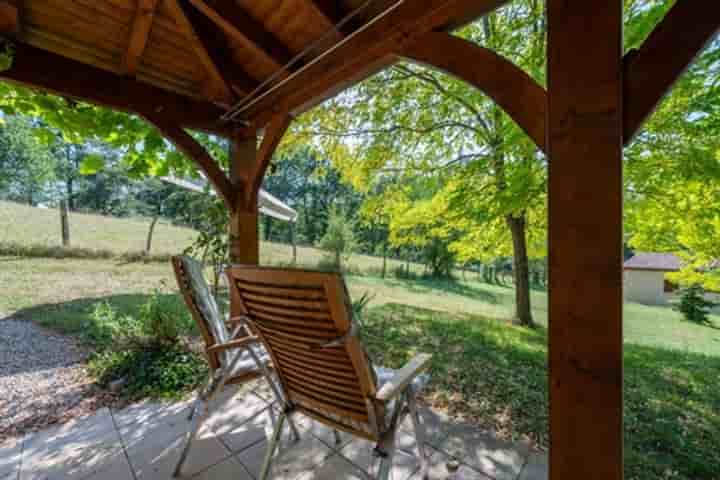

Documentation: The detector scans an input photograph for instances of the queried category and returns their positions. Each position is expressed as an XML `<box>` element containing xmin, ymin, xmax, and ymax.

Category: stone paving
<box><xmin>0</xmin><ymin>380</ymin><xmax>547</xmax><ymax>480</ymax></box>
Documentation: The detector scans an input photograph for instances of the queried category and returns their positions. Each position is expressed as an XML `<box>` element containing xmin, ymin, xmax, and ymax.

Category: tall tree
<box><xmin>294</xmin><ymin>1</ymin><xmax>546</xmax><ymax>326</ymax></box>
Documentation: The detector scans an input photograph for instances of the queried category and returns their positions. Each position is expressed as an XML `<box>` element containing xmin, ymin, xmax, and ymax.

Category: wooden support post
<box><xmin>547</xmin><ymin>2</ymin><xmax>623</xmax><ymax>479</ymax></box>
<box><xmin>228</xmin><ymin>133</ymin><xmax>259</xmax><ymax>266</ymax></box>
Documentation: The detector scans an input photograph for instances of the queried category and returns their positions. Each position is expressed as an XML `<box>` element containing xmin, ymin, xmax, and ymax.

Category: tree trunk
<box><xmin>66</xmin><ymin>178</ymin><xmax>75</xmax><ymax>211</ymax></box>
<box><xmin>59</xmin><ymin>199</ymin><xmax>70</xmax><ymax>247</ymax></box>
<box><xmin>145</xmin><ymin>215</ymin><xmax>159</xmax><ymax>255</ymax></box>
<box><xmin>382</xmin><ymin>240</ymin><xmax>388</xmax><ymax>278</ymax></box>
<box><xmin>506</xmin><ymin>214</ymin><xmax>534</xmax><ymax>327</ymax></box>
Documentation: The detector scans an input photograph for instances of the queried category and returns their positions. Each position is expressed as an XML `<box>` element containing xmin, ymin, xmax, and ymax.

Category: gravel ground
<box><xmin>0</xmin><ymin>319</ymin><xmax>109</xmax><ymax>439</ymax></box>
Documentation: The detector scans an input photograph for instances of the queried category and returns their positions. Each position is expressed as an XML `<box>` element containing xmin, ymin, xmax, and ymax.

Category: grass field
<box><xmin>0</xmin><ymin>200</ymin><xmax>422</xmax><ymax>273</ymax></box>
<box><xmin>2</xmin><ymin>201</ymin><xmax>720</xmax><ymax>479</ymax></box>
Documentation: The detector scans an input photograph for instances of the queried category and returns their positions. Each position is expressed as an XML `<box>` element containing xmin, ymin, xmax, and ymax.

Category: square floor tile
<box><xmin>127</xmin><ymin>426</ymin><xmax>230</xmax><ymax>479</ymax></box>
<box><xmin>338</xmin><ymin>437</ymin><xmax>420</xmax><ymax>480</ymax></box>
<box><xmin>518</xmin><ymin>453</ymin><xmax>548</xmax><ymax>480</ymax></box>
<box><xmin>0</xmin><ymin>436</ymin><xmax>23</xmax><ymax>477</ymax></box>
<box><xmin>435</xmin><ymin>423</ymin><xmax>529</xmax><ymax>480</ymax></box>
<box><xmin>236</xmin><ymin>433</ymin><xmax>334</xmax><ymax>480</ymax></box>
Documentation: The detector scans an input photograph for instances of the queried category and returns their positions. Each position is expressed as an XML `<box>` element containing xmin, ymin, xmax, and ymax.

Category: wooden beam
<box><xmin>123</xmin><ymin>0</ymin><xmax>159</xmax><ymax>75</ymax></box>
<box><xmin>623</xmin><ymin>0</ymin><xmax>720</xmax><ymax>144</ymax></box>
<box><xmin>400</xmin><ymin>31</ymin><xmax>546</xmax><ymax>152</ymax></box>
<box><xmin>0</xmin><ymin>0</ymin><xmax>18</xmax><ymax>34</ymax></box>
<box><xmin>229</xmin><ymin>134</ymin><xmax>259</xmax><ymax>266</ymax></box>
<box><xmin>247</xmin><ymin>112</ymin><xmax>291</xmax><ymax>204</ymax></box>
<box><xmin>165</xmin><ymin>0</ymin><xmax>234</xmax><ymax>104</ymax></box>
<box><xmin>147</xmin><ymin>115</ymin><xmax>236</xmax><ymax>209</ymax></box>
<box><xmin>170</xmin><ymin>0</ymin><xmax>257</xmax><ymax>98</ymax></box>
<box><xmin>0</xmin><ymin>41</ymin><xmax>233</xmax><ymax>136</ymax></box>
<box><xmin>243</xmin><ymin>0</ymin><xmax>510</xmax><ymax>128</ymax></box>
<box><xmin>304</xmin><ymin>0</ymin><xmax>353</xmax><ymax>36</ymax></box>
<box><xmin>547</xmin><ymin>1</ymin><xmax>623</xmax><ymax>480</ymax></box>
<box><xmin>186</xmin><ymin>0</ymin><xmax>293</xmax><ymax>72</ymax></box>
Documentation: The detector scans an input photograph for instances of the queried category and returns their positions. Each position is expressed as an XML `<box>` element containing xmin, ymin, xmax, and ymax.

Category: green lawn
<box><xmin>2</xmin><ymin>257</ymin><xmax>718</xmax><ymax>479</ymax></box>
<box><xmin>2</xmin><ymin>200</ymin><xmax>719</xmax><ymax>479</ymax></box>
<box><xmin>0</xmin><ymin>200</ymin><xmax>424</xmax><ymax>274</ymax></box>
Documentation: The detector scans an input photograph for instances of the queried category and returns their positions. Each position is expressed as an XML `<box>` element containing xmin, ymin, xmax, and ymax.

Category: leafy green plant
<box><xmin>88</xmin><ymin>344</ymin><xmax>207</xmax><ymax>400</ymax></box>
<box><xmin>83</xmin><ymin>301</ymin><xmax>143</xmax><ymax>347</ymax></box>
<box><xmin>317</xmin><ymin>205</ymin><xmax>356</xmax><ymax>271</ymax></box>
<box><xmin>677</xmin><ymin>284</ymin><xmax>717</xmax><ymax>325</ymax></box>
<box><xmin>139</xmin><ymin>284</ymin><xmax>189</xmax><ymax>344</ymax></box>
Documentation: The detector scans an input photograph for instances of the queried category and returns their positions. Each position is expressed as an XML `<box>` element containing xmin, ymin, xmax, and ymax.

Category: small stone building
<box><xmin>624</xmin><ymin>253</ymin><xmax>682</xmax><ymax>305</ymax></box>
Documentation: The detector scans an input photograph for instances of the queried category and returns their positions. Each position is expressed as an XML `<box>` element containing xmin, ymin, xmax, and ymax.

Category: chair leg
<box><xmin>173</xmin><ymin>401</ymin><xmax>208</xmax><ymax>477</ymax></box>
<box><xmin>333</xmin><ymin>429</ymin><xmax>342</xmax><ymax>445</ymax></box>
<box><xmin>247</xmin><ymin>348</ymin><xmax>301</xmax><ymax>442</ymax></box>
<box><xmin>259</xmin><ymin>411</ymin><xmax>287</xmax><ymax>480</ymax></box>
<box><xmin>407</xmin><ymin>393</ymin><xmax>429</xmax><ymax>479</ymax></box>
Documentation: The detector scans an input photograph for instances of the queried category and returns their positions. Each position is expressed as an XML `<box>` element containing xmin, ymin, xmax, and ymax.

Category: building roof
<box><xmin>624</xmin><ymin>252</ymin><xmax>682</xmax><ymax>272</ymax></box>
<box><xmin>161</xmin><ymin>176</ymin><xmax>297</xmax><ymax>222</ymax></box>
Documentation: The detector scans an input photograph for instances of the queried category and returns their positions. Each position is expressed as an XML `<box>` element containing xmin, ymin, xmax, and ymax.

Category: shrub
<box><xmin>83</xmin><ymin>301</ymin><xmax>144</xmax><ymax>348</ymax></box>
<box><xmin>392</xmin><ymin>264</ymin><xmax>417</xmax><ymax>280</ymax></box>
<box><xmin>88</xmin><ymin>344</ymin><xmax>207</xmax><ymax>400</ymax></box>
<box><xmin>677</xmin><ymin>284</ymin><xmax>717</xmax><ymax>325</ymax></box>
<box><xmin>140</xmin><ymin>287</ymin><xmax>189</xmax><ymax>344</ymax></box>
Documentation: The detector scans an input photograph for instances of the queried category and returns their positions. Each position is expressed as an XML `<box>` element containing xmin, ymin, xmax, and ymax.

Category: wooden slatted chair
<box><xmin>226</xmin><ymin>265</ymin><xmax>432</xmax><ymax>480</ymax></box>
<box><xmin>171</xmin><ymin>256</ymin><xmax>300</xmax><ymax>478</ymax></box>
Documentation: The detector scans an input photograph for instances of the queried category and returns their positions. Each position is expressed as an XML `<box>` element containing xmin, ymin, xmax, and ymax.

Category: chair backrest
<box><xmin>172</xmin><ymin>255</ymin><xmax>230</xmax><ymax>370</ymax></box>
<box><xmin>226</xmin><ymin>265</ymin><xmax>383</xmax><ymax>441</ymax></box>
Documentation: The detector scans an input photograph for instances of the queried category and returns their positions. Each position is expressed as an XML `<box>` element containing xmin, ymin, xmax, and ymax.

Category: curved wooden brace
<box><xmin>623</xmin><ymin>0</ymin><xmax>720</xmax><ymax>144</ymax></box>
<box><xmin>397</xmin><ymin>32</ymin><xmax>547</xmax><ymax>153</ymax></box>
<box><xmin>247</xmin><ymin>112</ymin><xmax>292</xmax><ymax>206</ymax></box>
<box><xmin>147</xmin><ymin>115</ymin><xmax>236</xmax><ymax>210</ymax></box>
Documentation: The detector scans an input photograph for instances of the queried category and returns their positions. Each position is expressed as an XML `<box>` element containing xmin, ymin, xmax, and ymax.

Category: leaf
<box><xmin>79</xmin><ymin>153</ymin><xmax>105</xmax><ymax>175</ymax></box>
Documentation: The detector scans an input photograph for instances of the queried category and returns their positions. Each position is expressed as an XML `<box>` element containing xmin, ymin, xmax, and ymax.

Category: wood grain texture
<box><xmin>0</xmin><ymin>0</ymin><xmax>18</xmax><ymax>33</ymax></box>
<box><xmin>123</xmin><ymin>0</ymin><xmax>159</xmax><ymax>74</ymax></box>
<box><xmin>164</xmin><ymin>0</ymin><xmax>234</xmax><ymax>103</ymax></box>
<box><xmin>547</xmin><ymin>1</ymin><xmax>623</xmax><ymax>479</ymax></box>
<box><xmin>186</xmin><ymin>0</ymin><xmax>292</xmax><ymax>72</ymax></box>
<box><xmin>0</xmin><ymin>41</ymin><xmax>232</xmax><ymax>135</ymax></box>
<box><xmin>248</xmin><ymin>112</ymin><xmax>291</xmax><ymax>204</ymax></box>
<box><xmin>400</xmin><ymin>31</ymin><xmax>546</xmax><ymax>152</ymax></box>
<box><xmin>147</xmin><ymin>116</ymin><xmax>235</xmax><ymax>208</ymax></box>
<box><xmin>244</xmin><ymin>0</ymin><xmax>510</xmax><ymax>128</ymax></box>
<box><xmin>623</xmin><ymin>0</ymin><xmax>720</xmax><ymax>143</ymax></box>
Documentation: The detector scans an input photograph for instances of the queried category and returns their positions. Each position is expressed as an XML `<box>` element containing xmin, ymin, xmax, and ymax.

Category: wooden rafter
<box><xmin>244</xmin><ymin>0</ymin><xmax>510</xmax><ymax>128</ymax></box>
<box><xmin>186</xmin><ymin>0</ymin><xmax>293</xmax><ymax>73</ymax></box>
<box><xmin>400</xmin><ymin>32</ymin><xmax>546</xmax><ymax>152</ymax></box>
<box><xmin>0</xmin><ymin>41</ymin><xmax>233</xmax><ymax>136</ymax></box>
<box><xmin>165</xmin><ymin>0</ymin><xmax>234</xmax><ymax>104</ymax></box>
<box><xmin>169</xmin><ymin>0</ymin><xmax>259</xmax><ymax>100</ymax></box>
<box><xmin>247</xmin><ymin>112</ymin><xmax>291</xmax><ymax>205</ymax></box>
<box><xmin>147</xmin><ymin>115</ymin><xmax>236</xmax><ymax>209</ymax></box>
<box><xmin>123</xmin><ymin>0</ymin><xmax>159</xmax><ymax>75</ymax></box>
<box><xmin>304</xmin><ymin>0</ymin><xmax>352</xmax><ymax>36</ymax></box>
<box><xmin>623</xmin><ymin>0</ymin><xmax>720</xmax><ymax>144</ymax></box>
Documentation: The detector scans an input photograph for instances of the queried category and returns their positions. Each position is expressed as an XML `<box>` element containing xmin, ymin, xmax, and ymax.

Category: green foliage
<box><xmin>317</xmin><ymin>205</ymin><xmax>356</xmax><ymax>270</ymax></box>
<box><xmin>677</xmin><ymin>285</ymin><xmax>717</xmax><ymax>325</ymax></box>
<box><xmin>78</xmin><ymin>153</ymin><xmax>105</xmax><ymax>175</ymax></box>
<box><xmin>362</xmin><ymin>302</ymin><xmax>720</xmax><ymax>480</ymax></box>
<box><xmin>140</xmin><ymin>284</ymin><xmax>191</xmax><ymax>344</ymax></box>
<box><xmin>0</xmin><ymin>41</ymin><xmax>14</xmax><ymax>72</ymax></box>
<box><xmin>88</xmin><ymin>344</ymin><xmax>207</xmax><ymax>400</ymax></box>
<box><xmin>83</xmin><ymin>301</ymin><xmax>144</xmax><ymax>348</ymax></box>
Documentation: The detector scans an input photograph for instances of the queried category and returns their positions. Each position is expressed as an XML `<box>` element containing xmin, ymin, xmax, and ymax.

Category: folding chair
<box><xmin>226</xmin><ymin>265</ymin><xmax>432</xmax><ymax>480</ymax></box>
<box><xmin>171</xmin><ymin>256</ymin><xmax>300</xmax><ymax>477</ymax></box>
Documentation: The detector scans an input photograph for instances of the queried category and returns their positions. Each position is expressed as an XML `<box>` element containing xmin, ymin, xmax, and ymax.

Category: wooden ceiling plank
<box><xmin>123</xmin><ymin>0</ymin><xmax>160</xmax><ymax>75</ymax></box>
<box><xmin>0</xmin><ymin>0</ymin><xmax>19</xmax><ymax>33</ymax></box>
<box><xmin>186</xmin><ymin>0</ymin><xmax>293</xmax><ymax>72</ymax></box>
<box><xmin>165</xmin><ymin>0</ymin><xmax>234</xmax><ymax>104</ymax></box>
<box><xmin>0</xmin><ymin>41</ymin><xmax>232</xmax><ymax>136</ymax></box>
<box><xmin>623</xmin><ymin>0</ymin><xmax>720</xmax><ymax>144</ymax></box>
<box><xmin>243</xmin><ymin>0</ymin><xmax>510</xmax><ymax>127</ymax></box>
<box><xmin>303</xmin><ymin>0</ymin><xmax>351</xmax><ymax>36</ymax></box>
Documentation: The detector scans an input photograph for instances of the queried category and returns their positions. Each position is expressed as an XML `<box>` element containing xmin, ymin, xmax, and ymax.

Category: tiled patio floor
<box><xmin>1</xmin><ymin>380</ymin><xmax>547</xmax><ymax>480</ymax></box>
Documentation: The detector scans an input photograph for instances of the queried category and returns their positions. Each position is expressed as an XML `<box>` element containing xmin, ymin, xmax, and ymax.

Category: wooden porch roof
<box><xmin>0</xmin><ymin>0</ymin><xmax>508</xmax><ymax>135</ymax></box>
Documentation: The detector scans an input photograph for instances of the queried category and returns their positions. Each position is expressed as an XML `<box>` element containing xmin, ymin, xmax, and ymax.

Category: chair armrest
<box><xmin>375</xmin><ymin>353</ymin><xmax>432</xmax><ymax>403</ymax></box>
<box><xmin>206</xmin><ymin>336</ymin><xmax>260</xmax><ymax>355</ymax></box>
